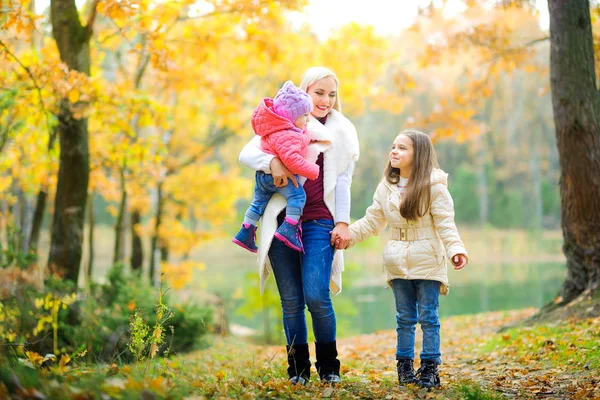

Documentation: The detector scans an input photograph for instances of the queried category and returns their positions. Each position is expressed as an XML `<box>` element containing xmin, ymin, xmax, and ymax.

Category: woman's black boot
<box><xmin>286</xmin><ymin>344</ymin><xmax>311</xmax><ymax>385</ymax></box>
<box><xmin>315</xmin><ymin>341</ymin><xmax>341</xmax><ymax>385</ymax></box>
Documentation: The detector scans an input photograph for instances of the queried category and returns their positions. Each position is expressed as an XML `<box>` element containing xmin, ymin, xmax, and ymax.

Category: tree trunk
<box><xmin>113</xmin><ymin>166</ymin><xmax>127</xmax><ymax>265</ymax></box>
<box><xmin>87</xmin><ymin>191</ymin><xmax>95</xmax><ymax>278</ymax></box>
<box><xmin>548</xmin><ymin>0</ymin><xmax>600</xmax><ymax>303</ymax></box>
<box><xmin>48</xmin><ymin>101</ymin><xmax>89</xmax><ymax>282</ymax></box>
<box><xmin>130</xmin><ymin>209</ymin><xmax>143</xmax><ymax>272</ymax></box>
<box><xmin>17</xmin><ymin>188</ymin><xmax>31</xmax><ymax>253</ymax></box>
<box><xmin>160</xmin><ymin>245</ymin><xmax>169</xmax><ymax>263</ymax></box>
<box><xmin>48</xmin><ymin>0</ymin><xmax>93</xmax><ymax>283</ymax></box>
<box><xmin>28</xmin><ymin>189</ymin><xmax>48</xmax><ymax>255</ymax></box>
<box><xmin>128</xmin><ymin>46</ymin><xmax>150</xmax><ymax>274</ymax></box>
<box><xmin>149</xmin><ymin>182</ymin><xmax>164</xmax><ymax>284</ymax></box>
<box><xmin>29</xmin><ymin>129</ymin><xmax>57</xmax><ymax>255</ymax></box>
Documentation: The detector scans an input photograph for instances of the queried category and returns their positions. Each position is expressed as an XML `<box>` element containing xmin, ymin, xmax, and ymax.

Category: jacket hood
<box><xmin>431</xmin><ymin>168</ymin><xmax>448</xmax><ymax>186</ymax></box>
<box><xmin>251</xmin><ymin>98</ymin><xmax>299</xmax><ymax>137</ymax></box>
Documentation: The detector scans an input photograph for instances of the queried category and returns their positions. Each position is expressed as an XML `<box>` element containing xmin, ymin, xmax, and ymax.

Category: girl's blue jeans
<box><xmin>268</xmin><ymin>219</ymin><xmax>336</xmax><ymax>345</ymax></box>
<box><xmin>391</xmin><ymin>278</ymin><xmax>442</xmax><ymax>364</ymax></box>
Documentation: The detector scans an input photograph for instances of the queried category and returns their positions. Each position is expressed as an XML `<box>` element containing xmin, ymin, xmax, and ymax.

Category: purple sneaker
<box><xmin>273</xmin><ymin>217</ymin><xmax>304</xmax><ymax>252</ymax></box>
<box><xmin>232</xmin><ymin>223</ymin><xmax>258</xmax><ymax>253</ymax></box>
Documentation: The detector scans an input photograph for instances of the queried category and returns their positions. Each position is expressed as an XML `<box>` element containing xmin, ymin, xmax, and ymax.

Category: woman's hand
<box><xmin>330</xmin><ymin>222</ymin><xmax>351</xmax><ymax>249</ymax></box>
<box><xmin>451</xmin><ymin>254</ymin><xmax>468</xmax><ymax>270</ymax></box>
<box><xmin>270</xmin><ymin>158</ymin><xmax>298</xmax><ymax>188</ymax></box>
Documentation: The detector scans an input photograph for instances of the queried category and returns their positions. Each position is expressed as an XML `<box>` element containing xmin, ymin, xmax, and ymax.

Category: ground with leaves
<box><xmin>2</xmin><ymin>307</ymin><xmax>599</xmax><ymax>399</ymax></box>
<box><xmin>190</xmin><ymin>308</ymin><xmax>598</xmax><ymax>400</ymax></box>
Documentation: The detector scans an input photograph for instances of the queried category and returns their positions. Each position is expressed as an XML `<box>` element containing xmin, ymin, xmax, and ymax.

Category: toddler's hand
<box><xmin>452</xmin><ymin>254</ymin><xmax>468</xmax><ymax>270</ymax></box>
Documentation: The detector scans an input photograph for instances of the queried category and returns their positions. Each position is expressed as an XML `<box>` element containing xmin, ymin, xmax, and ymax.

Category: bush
<box><xmin>0</xmin><ymin>263</ymin><xmax>212</xmax><ymax>364</ymax></box>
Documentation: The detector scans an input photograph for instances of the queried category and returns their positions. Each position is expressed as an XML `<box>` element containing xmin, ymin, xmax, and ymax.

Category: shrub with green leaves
<box><xmin>1</xmin><ymin>263</ymin><xmax>212</xmax><ymax>364</ymax></box>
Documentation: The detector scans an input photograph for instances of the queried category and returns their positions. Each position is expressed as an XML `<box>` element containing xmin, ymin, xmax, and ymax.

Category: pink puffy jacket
<box><xmin>251</xmin><ymin>98</ymin><xmax>319</xmax><ymax>180</ymax></box>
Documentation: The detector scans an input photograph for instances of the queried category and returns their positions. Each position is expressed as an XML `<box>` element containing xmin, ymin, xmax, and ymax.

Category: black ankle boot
<box><xmin>396</xmin><ymin>358</ymin><xmax>418</xmax><ymax>385</ymax></box>
<box><xmin>417</xmin><ymin>361</ymin><xmax>440</xmax><ymax>388</ymax></box>
<box><xmin>315</xmin><ymin>341</ymin><xmax>341</xmax><ymax>385</ymax></box>
<box><xmin>286</xmin><ymin>344</ymin><xmax>311</xmax><ymax>385</ymax></box>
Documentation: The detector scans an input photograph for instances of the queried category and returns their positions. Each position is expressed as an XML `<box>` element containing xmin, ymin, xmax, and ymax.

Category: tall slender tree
<box><xmin>48</xmin><ymin>0</ymin><xmax>98</xmax><ymax>283</ymax></box>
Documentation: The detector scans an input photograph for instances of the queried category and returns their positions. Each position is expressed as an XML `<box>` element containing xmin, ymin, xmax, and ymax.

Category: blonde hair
<box><xmin>299</xmin><ymin>66</ymin><xmax>342</xmax><ymax>113</ymax></box>
<box><xmin>384</xmin><ymin>129</ymin><xmax>439</xmax><ymax>221</ymax></box>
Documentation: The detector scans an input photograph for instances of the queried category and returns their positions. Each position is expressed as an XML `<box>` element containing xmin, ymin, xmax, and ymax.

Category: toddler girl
<box><xmin>233</xmin><ymin>81</ymin><xmax>319</xmax><ymax>253</ymax></box>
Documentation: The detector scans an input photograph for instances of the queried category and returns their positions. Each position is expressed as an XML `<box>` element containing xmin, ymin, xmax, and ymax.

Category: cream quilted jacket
<box><xmin>348</xmin><ymin>169</ymin><xmax>467</xmax><ymax>295</ymax></box>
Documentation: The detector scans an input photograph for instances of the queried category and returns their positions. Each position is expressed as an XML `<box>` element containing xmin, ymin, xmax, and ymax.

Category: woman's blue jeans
<box><xmin>268</xmin><ymin>219</ymin><xmax>336</xmax><ymax>346</ymax></box>
<box><xmin>391</xmin><ymin>278</ymin><xmax>442</xmax><ymax>364</ymax></box>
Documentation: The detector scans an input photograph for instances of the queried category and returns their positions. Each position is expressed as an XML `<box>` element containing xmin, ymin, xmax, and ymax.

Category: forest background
<box><xmin>1</xmin><ymin>1</ymin><xmax>599</xmax><ymax>394</ymax></box>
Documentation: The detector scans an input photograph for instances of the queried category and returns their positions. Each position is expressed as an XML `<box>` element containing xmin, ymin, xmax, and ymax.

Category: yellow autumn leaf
<box><xmin>216</xmin><ymin>370</ymin><xmax>226</xmax><ymax>381</ymax></box>
<box><xmin>109</xmin><ymin>7</ymin><xmax>126</xmax><ymax>21</ymax></box>
<box><xmin>148</xmin><ymin>377</ymin><xmax>167</xmax><ymax>395</ymax></box>
<box><xmin>25</xmin><ymin>351</ymin><xmax>44</xmax><ymax>366</ymax></box>
<box><xmin>61</xmin><ymin>293</ymin><xmax>77</xmax><ymax>305</ymax></box>
<box><xmin>68</xmin><ymin>89</ymin><xmax>79</xmax><ymax>103</ymax></box>
<box><xmin>59</xmin><ymin>354</ymin><xmax>71</xmax><ymax>368</ymax></box>
<box><xmin>34</xmin><ymin>297</ymin><xmax>44</xmax><ymax>309</ymax></box>
<box><xmin>149</xmin><ymin>343</ymin><xmax>158</xmax><ymax>359</ymax></box>
<box><xmin>152</xmin><ymin>326</ymin><xmax>162</xmax><ymax>341</ymax></box>
<box><xmin>137</xmin><ymin>113</ymin><xmax>153</xmax><ymax>127</ymax></box>
<box><xmin>125</xmin><ymin>376</ymin><xmax>143</xmax><ymax>390</ymax></box>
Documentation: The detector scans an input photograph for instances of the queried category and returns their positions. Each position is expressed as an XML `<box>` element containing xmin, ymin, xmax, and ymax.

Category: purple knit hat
<box><xmin>272</xmin><ymin>81</ymin><xmax>313</xmax><ymax>123</ymax></box>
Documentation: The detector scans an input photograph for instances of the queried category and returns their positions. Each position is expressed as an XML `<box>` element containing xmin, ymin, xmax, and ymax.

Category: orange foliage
<box><xmin>5</xmin><ymin>0</ymin><xmax>590</xmax><ymax>285</ymax></box>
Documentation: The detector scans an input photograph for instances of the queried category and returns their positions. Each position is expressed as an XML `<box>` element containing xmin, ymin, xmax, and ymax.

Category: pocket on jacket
<box><xmin>427</xmin><ymin>238</ymin><xmax>446</xmax><ymax>266</ymax></box>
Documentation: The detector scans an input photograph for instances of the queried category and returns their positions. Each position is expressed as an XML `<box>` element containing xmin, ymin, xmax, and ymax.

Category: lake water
<box><xmin>345</xmin><ymin>261</ymin><xmax>565</xmax><ymax>334</ymax></box>
<box><xmin>227</xmin><ymin>260</ymin><xmax>566</xmax><ymax>340</ymax></box>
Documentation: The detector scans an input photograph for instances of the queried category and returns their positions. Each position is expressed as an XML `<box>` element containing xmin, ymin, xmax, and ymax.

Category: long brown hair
<box><xmin>384</xmin><ymin>129</ymin><xmax>439</xmax><ymax>221</ymax></box>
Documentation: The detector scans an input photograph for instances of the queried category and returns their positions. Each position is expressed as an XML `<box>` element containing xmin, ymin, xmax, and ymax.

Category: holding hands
<box><xmin>330</xmin><ymin>223</ymin><xmax>351</xmax><ymax>249</ymax></box>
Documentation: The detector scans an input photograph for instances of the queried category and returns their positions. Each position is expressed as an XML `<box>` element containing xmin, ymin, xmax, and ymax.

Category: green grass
<box><xmin>0</xmin><ymin>337</ymin><xmax>511</xmax><ymax>400</ymax></box>
<box><xmin>451</xmin><ymin>381</ymin><xmax>504</xmax><ymax>400</ymax></box>
<box><xmin>5</xmin><ymin>309</ymin><xmax>591</xmax><ymax>399</ymax></box>
<box><xmin>480</xmin><ymin>317</ymin><xmax>600</xmax><ymax>370</ymax></box>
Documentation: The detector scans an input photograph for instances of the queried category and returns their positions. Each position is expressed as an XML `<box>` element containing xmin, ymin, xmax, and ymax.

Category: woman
<box><xmin>238</xmin><ymin>66</ymin><xmax>359</xmax><ymax>385</ymax></box>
